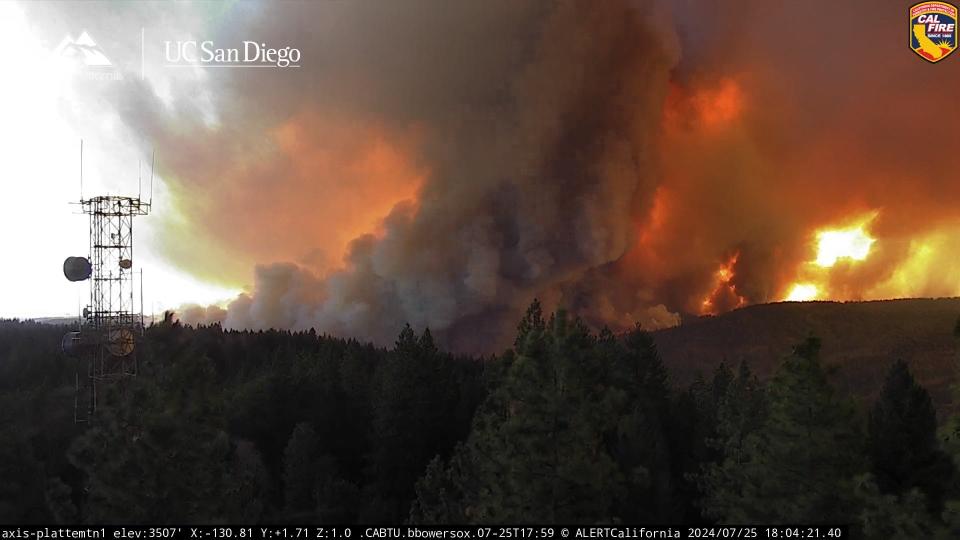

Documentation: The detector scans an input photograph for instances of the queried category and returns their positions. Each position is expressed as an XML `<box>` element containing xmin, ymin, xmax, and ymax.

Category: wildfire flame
<box><xmin>814</xmin><ymin>219</ymin><xmax>876</xmax><ymax>267</ymax></box>
<box><xmin>783</xmin><ymin>211</ymin><xmax>878</xmax><ymax>302</ymax></box>
<box><xmin>785</xmin><ymin>283</ymin><xmax>819</xmax><ymax>302</ymax></box>
<box><xmin>663</xmin><ymin>77</ymin><xmax>744</xmax><ymax>132</ymax></box>
<box><xmin>701</xmin><ymin>252</ymin><xmax>747</xmax><ymax>315</ymax></box>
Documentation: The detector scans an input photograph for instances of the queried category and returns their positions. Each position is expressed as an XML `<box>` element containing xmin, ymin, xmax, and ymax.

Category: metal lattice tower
<box><xmin>64</xmin><ymin>195</ymin><xmax>151</xmax><ymax>422</ymax></box>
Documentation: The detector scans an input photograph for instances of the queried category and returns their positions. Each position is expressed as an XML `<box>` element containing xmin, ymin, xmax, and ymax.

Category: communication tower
<box><xmin>63</xmin><ymin>146</ymin><xmax>152</xmax><ymax>422</ymax></box>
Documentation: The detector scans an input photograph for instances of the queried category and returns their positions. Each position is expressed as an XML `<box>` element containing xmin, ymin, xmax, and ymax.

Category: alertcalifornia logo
<box><xmin>910</xmin><ymin>1</ymin><xmax>957</xmax><ymax>63</ymax></box>
<box><xmin>51</xmin><ymin>29</ymin><xmax>123</xmax><ymax>81</ymax></box>
<box><xmin>55</xmin><ymin>31</ymin><xmax>112</xmax><ymax>66</ymax></box>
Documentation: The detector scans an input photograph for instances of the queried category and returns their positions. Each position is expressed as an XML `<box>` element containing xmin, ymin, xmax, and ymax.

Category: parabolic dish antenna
<box><xmin>61</xmin><ymin>332</ymin><xmax>81</xmax><ymax>356</ymax></box>
<box><xmin>107</xmin><ymin>328</ymin><xmax>136</xmax><ymax>357</ymax></box>
<box><xmin>63</xmin><ymin>256</ymin><xmax>92</xmax><ymax>282</ymax></box>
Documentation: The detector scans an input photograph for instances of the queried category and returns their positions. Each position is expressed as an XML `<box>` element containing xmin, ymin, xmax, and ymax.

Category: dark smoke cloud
<box><xmin>103</xmin><ymin>0</ymin><xmax>682</xmax><ymax>351</ymax></box>
<box><xmin>30</xmin><ymin>0</ymin><xmax>960</xmax><ymax>352</ymax></box>
<box><xmin>563</xmin><ymin>0</ymin><xmax>960</xmax><ymax>322</ymax></box>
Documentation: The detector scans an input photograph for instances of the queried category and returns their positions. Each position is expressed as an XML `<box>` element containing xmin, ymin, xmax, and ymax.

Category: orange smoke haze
<box><xmin>610</xmin><ymin>67</ymin><xmax>960</xmax><ymax>317</ymax></box>
<box><xmin>87</xmin><ymin>0</ymin><xmax>960</xmax><ymax>351</ymax></box>
<box><xmin>268</xmin><ymin>111</ymin><xmax>425</xmax><ymax>272</ymax></box>
<box><xmin>154</xmin><ymin>109</ymin><xmax>424</xmax><ymax>287</ymax></box>
<box><xmin>608</xmin><ymin>52</ymin><xmax>960</xmax><ymax>317</ymax></box>
<box><xmin>662</xmin><ymin>78</ymin><xmax>743</xmax><ymax>131</ymax></box>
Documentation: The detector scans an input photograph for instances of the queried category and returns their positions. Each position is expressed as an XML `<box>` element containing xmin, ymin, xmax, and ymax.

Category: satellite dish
<box><xmin>61</xmin><ymin>332</ymin><xmax>82</xmax><ymax>356</ymax></box>
<box><xmin>82</xmin><ymin>307</ymin><xmax>91</xmax><ymax>318</ymax></box>
<box><xmin>119</xmin><ymin>259</ymin><xmax>133</xmax><ymax>269</ymax></box>
<box><xmin>63</xmin><ymin>256</ymin><xmax>92</xmax><ymax>282</ymax></box>
<box><xmin>107</xmin><ymin>328</ymin><xmax>135</xmax><ymax>357</ymax></box>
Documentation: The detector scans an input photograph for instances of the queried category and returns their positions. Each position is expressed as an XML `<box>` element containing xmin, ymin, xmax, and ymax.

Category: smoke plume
<box><xmin>40</xmin><ymin>0</ymin><xmax>960</xmax><ymax>351</ymax></box>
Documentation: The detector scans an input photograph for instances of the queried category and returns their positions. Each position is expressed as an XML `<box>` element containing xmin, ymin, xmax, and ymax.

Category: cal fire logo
<box><xmin>910</xmin><ymin>2</ymin><xmax>957</xmax><ymax>62</ymax></box>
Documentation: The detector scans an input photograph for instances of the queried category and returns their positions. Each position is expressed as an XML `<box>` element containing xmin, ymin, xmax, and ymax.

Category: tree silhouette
<box><xmin>868</xmin><ymin>360</ymin><xmax>954</xmax><ymax>511</ymax></box>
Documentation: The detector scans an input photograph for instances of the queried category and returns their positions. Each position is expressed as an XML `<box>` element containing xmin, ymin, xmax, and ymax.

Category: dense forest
<box><xmin>3</xmin><ymin>301</ymin><xmax>960</xmax><ymax>536</ymax></box>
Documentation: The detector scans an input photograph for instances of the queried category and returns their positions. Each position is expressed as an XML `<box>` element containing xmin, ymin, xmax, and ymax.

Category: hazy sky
<box><xmin>0</xmin><ymin>1</ymin><xmax>239</xmax><ymax>318</ymax></box>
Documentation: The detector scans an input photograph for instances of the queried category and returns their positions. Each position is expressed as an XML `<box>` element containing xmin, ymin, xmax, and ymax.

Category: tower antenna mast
<box><xmin>149</xmin><ymin>149</ymin><xmax>155</xmax><ymax>205</ymax></box>
<box><xmin>62</xmin><ymin>148</ymin><xmax>153</xmax><ymax>422</ymax></box>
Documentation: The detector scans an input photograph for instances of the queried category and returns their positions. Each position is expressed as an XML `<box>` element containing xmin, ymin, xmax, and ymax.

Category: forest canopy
<box><xmin>2</xmin><ymin>303</ymin><xmax>960</xmax><ymax>536</ymax></box>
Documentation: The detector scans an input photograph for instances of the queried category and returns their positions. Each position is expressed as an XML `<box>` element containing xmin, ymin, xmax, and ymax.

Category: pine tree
<box><xmin>409</xmin><ymin>445</ymin><xmax>472</xmax><ymax>524</ymax></box>
<box><xmin>854</xmin><ymin>474</ymin><xmax>938</xmax><ymax>539</ymax></box>
<box><xmin>698</xmin><ymin>338</ymin><xmax>864</xmax><ymax>524</ymax></box>
<box><xmin>711</xmin><ymin>362</ymin><xmax>735</xmax><ymax>409</ymax></box>
<box><xmin>938</xmin><ymin>315</ymin><xmax>960</xmax><ymax>472</ymax></box>
<box><xmin>0</xmin><ymin>428</ymin><xmax>46</xmax><ymax>522</ymax></box>
<box><xmin>230</xmin><ymin>440</ymin><xmax>270</xmax><ymax>523</ymax></box>
<box><xmin>467</xmin><ymin>310</ymin><xmax>624</xmax><ymax>522</ymax></box>
<box><xmin>696</xmin><ymin>361</ymin><xmax>767</xmax><ymax>521</ymax></box>
<box><xmin>868</xmin><ymin>360</ymin><xmax>954</xmax><ymax>511</ymax></box>
<box><xmin>936</xmin><ymin>314</ymin><xmax>960</xmax><ymax>535</ymax></box>
<box><xmin>514</xmin><ymin>298</ymin><xmax>545</xmax><ymax>350</ymax></box>
<box><xmin>413</xmin><ymin>304</ymin><xmax>644</xmax><ymax>523</ymax></box>
<box><xmin>364</xmin><ymin>325</ymin><xmax>447</xmax><ymax>521</ymax></box>
<box><xmin>284</xmin><ymin>423</ymin><xmax>321</xmax><ymax>515</ymax></box>
<box><xmin>314</xmin><ymin>454</ymin><xmax>360</xmax><ymax>523</ymax></box>
<box><xmin>939</xmin><ymin>499</ymin><xmax>960</xmax><ymax>539</ymax></box>
<box><xmin>67</xmin><ymin>355</ymin><xmax>241</xmax><ymax>523</ymax></box>
<box><xmin>669</xmin><ymin>363</ymin><xmax>735</xmax><ymax>523</ymax></box>
<box><xmin>607</xmin><ymin>325</ymin><xmax>674</xmax><ymax>522</ymax></box>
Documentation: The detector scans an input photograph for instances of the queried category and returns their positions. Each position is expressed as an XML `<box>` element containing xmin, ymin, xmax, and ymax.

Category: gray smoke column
<box><xmin>43</xmin><ymin>0</ymin><xmax>960</xmax><ymax>352</ymax></box>
<box><xmin>116</xmin><ymin>0</ymin><xmax>682</xmax><ymax>351</ymax></box>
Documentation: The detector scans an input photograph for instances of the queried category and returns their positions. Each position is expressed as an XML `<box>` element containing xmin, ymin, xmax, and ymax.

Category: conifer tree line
<box><xmin>3</xmin><ymin>306</ymin><xmax>960</xmax><ymax>536</ymax></box>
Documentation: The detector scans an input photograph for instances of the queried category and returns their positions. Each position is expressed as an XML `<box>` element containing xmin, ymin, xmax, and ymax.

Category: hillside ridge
<box><xmin>654</xmin><ymin>297</ymin><xmax>960</xmax><ymax>415</ymax></box>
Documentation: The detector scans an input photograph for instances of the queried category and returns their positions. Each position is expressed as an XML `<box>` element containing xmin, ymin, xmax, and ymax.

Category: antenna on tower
<box><xmin>62</xmin><ymin>147</ymin><xmax>153</xmax><ymax>422</ymax></box>
<box><xmin>79</xmin><ymin>139</ymin><xmax>83</xmax><ymax>201</ymax></box>
<box><xmin>140</xmin><ymin>268</ymin><xmax>145</xmax><ymax>332</ymax></box>
<box><xmin>138</xmin><ymin>160</ymin><xmax>142</xmax><ymax>200</ymax></box>
<box><xmin>149</xmin><ymin>149</ymin><xmax>155</xmax><ymax>205</ymax></box>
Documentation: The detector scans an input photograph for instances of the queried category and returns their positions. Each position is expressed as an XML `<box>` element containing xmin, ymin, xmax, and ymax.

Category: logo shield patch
<box><xmin>910</xmin><ymin>2</ymin><xmax>958</xmax><ymax>63</ymax></box>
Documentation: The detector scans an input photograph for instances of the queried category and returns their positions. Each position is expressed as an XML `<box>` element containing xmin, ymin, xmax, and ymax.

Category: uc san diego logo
<box><xmin>910</xmin><ymin>2</ymin><xmax>957</xmax><ymax>62</ymax></box>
